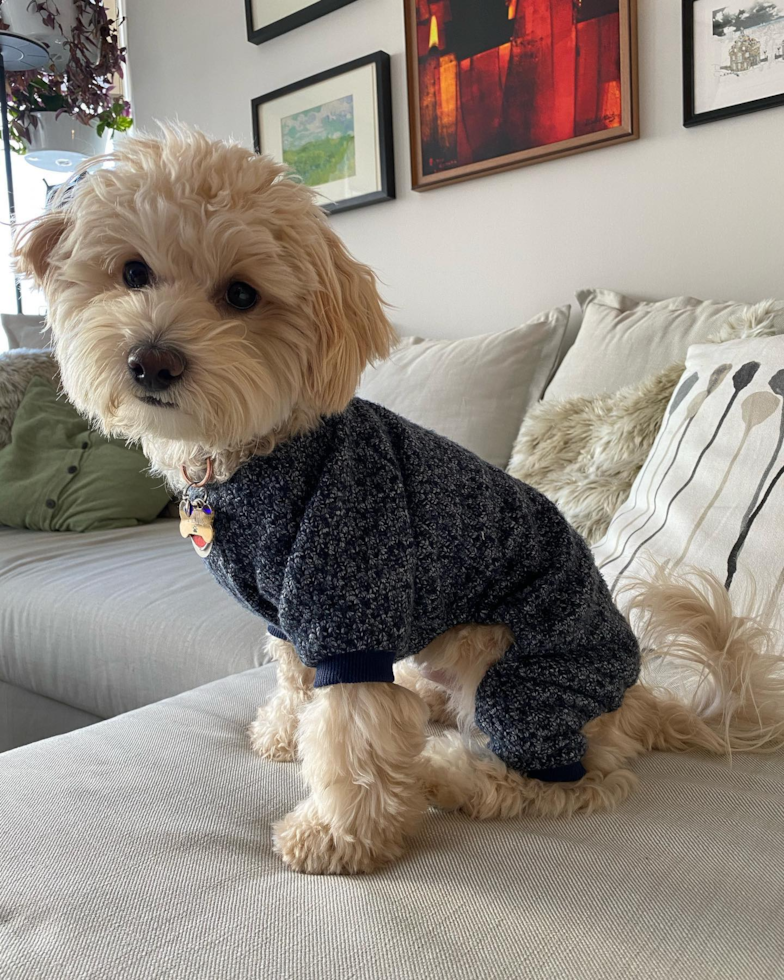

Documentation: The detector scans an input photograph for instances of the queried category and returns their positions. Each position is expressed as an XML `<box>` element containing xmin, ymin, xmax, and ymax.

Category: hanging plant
<box><xmin>0</xmin><ymin>0</ymin><xmax>132</xmax><ymax>153</ymax></box>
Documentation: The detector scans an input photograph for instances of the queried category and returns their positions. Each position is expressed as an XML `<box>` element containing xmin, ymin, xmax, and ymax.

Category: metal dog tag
<box><xmin>179</xmin><ymin>497</ymin><xmax>215</xmax><ymax>558</ymax></box>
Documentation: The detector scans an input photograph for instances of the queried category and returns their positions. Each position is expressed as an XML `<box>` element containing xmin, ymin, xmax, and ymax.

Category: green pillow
<box><xmin>0</xmin><ymin>377</ymin><xmax>171</xmax><ymax>532</ymax></box>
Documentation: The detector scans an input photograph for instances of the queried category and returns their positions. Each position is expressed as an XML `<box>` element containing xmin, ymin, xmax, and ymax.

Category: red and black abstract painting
<box><xmin>405</xmin><ymin>0</ymin><xmax>638</xmax><ymax>189</ymax></box>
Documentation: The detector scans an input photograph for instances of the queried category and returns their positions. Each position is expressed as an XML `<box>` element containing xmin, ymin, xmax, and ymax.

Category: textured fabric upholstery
<box><xmin>2</xmin><ymin>665</ymin><xmax>783</xmax><ymax>980</ymax></box>
<box><xmin>0</xmin><ymin>679</ymin><xmax>101</xmax><ymax>751</ymax></box>
<box><xmin>0</xmin><ymin>522</ymin><xmax>269</xmax><ymax>722</ymax></box>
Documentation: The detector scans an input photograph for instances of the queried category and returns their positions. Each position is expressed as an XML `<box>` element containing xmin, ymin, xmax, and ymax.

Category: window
<box><xmin>0</xmin><ymin>156</ymin><xmax>69</xmax><ymax>337</ymax></box>
<box><xmin>0</xmin><ymin>0</ymin><xmax>127</xmax><ymax>353</ymax></box>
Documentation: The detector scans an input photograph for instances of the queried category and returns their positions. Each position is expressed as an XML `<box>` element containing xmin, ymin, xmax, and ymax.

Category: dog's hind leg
<box><xmin>422</xmin><ymin>728</ymin><xmax>637</xmax><ymax>820</ymax></box>
<box><xmin>418</xmin><ymin>621</ymin><xmax>639</xmax><ymax>819</ymax></box>
<box><xmin>414</xmin><ymin>622</ymin><xmax>514</xmax><ymax>730</ymax></box>
<box><xmin>394</xmin><ymin>659</ymin><xmax>458</xmax><ymax>725</ymax></box>
<box><xmin>248</xmin><ymin>636</ymin><xmax>314</xmax><ymax>762</ymax></box>
<box><xmin>273</xmin><ymin>682</ymin><xmax>428</xmax><ymax>874</ymax></box>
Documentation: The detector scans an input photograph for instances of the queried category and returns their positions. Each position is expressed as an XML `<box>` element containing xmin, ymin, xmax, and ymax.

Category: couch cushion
<box><xmin>0</xmin><ymin>679</ymin><xmax>100</xmax><ymax>752</ymax></box>
<box><xmin>358</xmin><ymin>306</ymin><xmax>569</xmax><ymax>469</ymax></box>
<box><xmin>2</xmin><ymin>665</ymin><xmax>783</xmax><ymax>980</ymax></box>
<box><xmin>594</xmin><ymin>334</ymin><xmax>784</xmax><ymax>609</ymax></box>
<box><xmin>0</xmin><ymin>522</ymin><xmax>269</xmax><ymax>720</ymax></box>
<box><xmin>0</xmin><ymin>377</ymin><xmax>172</xmax><ymax>532</ymax></box>
<box><xmin>509</xmin><ymin>300</ymin><xmax>784</xmax><ymax>547</ymax></box>
<box><xmin>0</xmin><ymin>312</ymin><xmax>47</xmax><ymax>350</ymax></box>
<box><xmin>545</xmin><ymin>289</ymin><xmax>784</xmax><ymax>402</ymax></box>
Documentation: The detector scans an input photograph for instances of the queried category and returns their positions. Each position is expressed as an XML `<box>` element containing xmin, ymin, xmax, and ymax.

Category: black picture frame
<box><xmin>251</xmin><ymin>51</ymin><xmax>395</xmax><ymax>216</ymax></box>
<box><xmin>245</xmin><ymin>0</ymin><xmax>358</xmax><ymax>45</ymax></box>
<box><xmin>683</xmin><ymin>0</ymin><xmax>784</xmax><ymax>127</ymax></box>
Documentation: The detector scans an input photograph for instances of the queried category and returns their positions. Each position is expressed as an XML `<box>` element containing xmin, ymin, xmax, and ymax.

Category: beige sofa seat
<box><xmin>2</xmin><ymin>664</ymin><xmax>783</xmax><ymax>980</ymax></box>
<box><xmin>0</xmin><ymin>522</ymin><xmax>268</xmax><ymax>740</ymax></box>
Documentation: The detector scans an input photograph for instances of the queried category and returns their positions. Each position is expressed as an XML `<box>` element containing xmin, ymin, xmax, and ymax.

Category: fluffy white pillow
<box><xmin>358</xmin><ymin>307</ymin><xmax>569</xmax><ymax>469</ymax></box>
<box><xmin>545</xmin><ymin>289</ymin><xmax>784</xmax><ymax>402</ymax></box>
<box><xmin>594</xmin><ymin>333</ymin><xmax>784</xmax><ymax>618</ymax></box>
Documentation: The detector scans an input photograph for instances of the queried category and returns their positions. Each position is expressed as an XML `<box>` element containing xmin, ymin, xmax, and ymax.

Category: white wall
<box><xmin>125</xmin><ymin>0</ymin><xmax>784</xmax><ymax>339</ymax></box>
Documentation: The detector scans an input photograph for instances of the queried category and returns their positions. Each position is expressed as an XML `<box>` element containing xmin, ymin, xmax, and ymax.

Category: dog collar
<box><xmin>179</xmin><ymin>458</ymin><xmax>215</xmax><ymax>558</ymax></box>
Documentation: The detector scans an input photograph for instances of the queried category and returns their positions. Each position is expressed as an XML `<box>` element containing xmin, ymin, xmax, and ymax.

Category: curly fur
<box><xmin>621</xmin><ymin>565</ymin><xmax>784</xmax><ymax>755</ymax></box>
<box><xmin>13</xmin><ymin>125</ymin><xmax>394</xmax><ymax>490</ymax></box>
<box><xmin>509</xmin><ymin>301</ymin><xmax>784</xmax><ymax>543</ymax></box>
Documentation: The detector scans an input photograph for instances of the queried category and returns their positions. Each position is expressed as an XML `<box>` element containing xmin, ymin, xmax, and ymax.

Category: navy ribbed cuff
<box><xmin>267</xmin><ymin>624</ymin><xmax>289</xmax><ymax>641</ymax></box>
<box><xmin>528</xmin><ymin>760</ymin><xmax>586</xmax><ymax>783</ymax></box>
<box><xmin>313</xmin><ymin>650</ymin><xmax>396</xmax><ymax>688</ymax></box>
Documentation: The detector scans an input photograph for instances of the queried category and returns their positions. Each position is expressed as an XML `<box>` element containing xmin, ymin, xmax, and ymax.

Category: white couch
<box><xmin>0</xmin><ymin>520</ymin><xmax>269</xmax><ymax>750</ymax></box>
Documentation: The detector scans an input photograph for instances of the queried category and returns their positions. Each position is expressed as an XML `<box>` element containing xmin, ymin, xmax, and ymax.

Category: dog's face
<box><xmin>14</xmin><ymin>129</ymin><xmax>393</xmax><ymax>453</ymax></box>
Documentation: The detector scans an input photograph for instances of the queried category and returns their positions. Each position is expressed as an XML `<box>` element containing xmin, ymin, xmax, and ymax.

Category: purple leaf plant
<box><xmin>0</xmin><ymin>0</ymin><xmax>132</xmax><ymax>152</ymax></box>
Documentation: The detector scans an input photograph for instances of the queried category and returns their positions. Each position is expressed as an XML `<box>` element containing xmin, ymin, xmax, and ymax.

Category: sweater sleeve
<box><xmin>276</xmin><ymin>426</ymin><xmax>416</xmax><ymax>686</ymax></box>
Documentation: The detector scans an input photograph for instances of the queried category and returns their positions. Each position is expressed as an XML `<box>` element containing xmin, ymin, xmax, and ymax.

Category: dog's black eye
<box><xmin>123</xmin><ymin>260</ymin><xmax>153</xmax><ymax>290</ymax></box>
<box><xmin>226</xmin><ymin>281</ymin><xmax>257</xmax><ymax>311</ymax></box>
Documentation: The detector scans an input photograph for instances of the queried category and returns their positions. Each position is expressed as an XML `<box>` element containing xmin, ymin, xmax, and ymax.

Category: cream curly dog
<box><xmin>16</xmin><ymin>128</ymin><xmax>784</xmax><ymax>875</ymax></box>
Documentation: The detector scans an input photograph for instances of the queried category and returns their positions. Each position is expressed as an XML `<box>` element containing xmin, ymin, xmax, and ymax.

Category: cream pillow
<box><xmin>545</xmin><ymin>289</ymin><xmax>784</xmax><ymax>402</ymax></box>
<box><xmin>0</xmin><ymin>314</ymin><xmax>48</xmax><ymax>350</ymax></box>
<box><xmin>594</xmin><ymin>334</ymin><xmax>784</xmax><ymax>618</ymax></box>
<box><xmin>510</xmin><ymin>301</ymin><xmax>784</xmax><ymax>545</ymax></box>
<box><xmin>358</xmin><ymin>307</ymin><xmax>569</xmax><ymax>469</ymax></box>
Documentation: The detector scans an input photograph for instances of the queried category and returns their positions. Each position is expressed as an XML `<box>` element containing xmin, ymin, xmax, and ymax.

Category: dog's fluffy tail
<box><xmin>621</xmin><ymin>565</ymin><xmax>784</xmax><ymax>756</ymax></box>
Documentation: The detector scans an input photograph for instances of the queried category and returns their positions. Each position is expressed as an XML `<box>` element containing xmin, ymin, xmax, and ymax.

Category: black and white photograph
<box><xmin>684</xmin><ymin>0</ymin><xmax>784</xmax><ymax>124</ymax></box>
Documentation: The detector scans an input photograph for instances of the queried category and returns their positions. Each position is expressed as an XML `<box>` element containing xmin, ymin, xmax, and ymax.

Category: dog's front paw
<box><xmin>273</xmin><ymin>802</ymin><xmax>403</xmax><ymax>875</ymax></box>
<box><xmin>248</xmin><ymin>703</ymin><xmax>298</xmax><ymax>762</ymax></box>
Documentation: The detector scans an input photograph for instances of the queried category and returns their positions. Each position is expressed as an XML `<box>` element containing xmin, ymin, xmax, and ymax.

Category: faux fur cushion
<box><xmin>508</xmin><ymin>301</ymin><xmax>784</xmax><ymax>544</ymax></box>
<box><xmin>0</xmin><ymin>349</ymin><xmax>58</xmax><ymax>451</ymax></box>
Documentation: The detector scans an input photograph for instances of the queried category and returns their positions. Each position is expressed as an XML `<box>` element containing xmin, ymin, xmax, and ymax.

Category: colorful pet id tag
<box><xmin>179</xmin><ymin>497</ymin><xmax>215</xmax><ymax>558</ymax></box>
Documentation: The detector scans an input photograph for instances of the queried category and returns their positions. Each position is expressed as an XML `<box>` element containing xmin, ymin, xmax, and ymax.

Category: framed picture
<box><xmin>404</xmin><ymin>0</ymin><xmax>639</xmax><ymax>191</ymax></box>
<box><xmin>252</xmin><ymin>52</ymin><xmax>395</xmax><ymax>215</ymax></box>
<box><xmin>683</xmin><ymin>0</ymin><xmax>784</xmax><ymax>127</ymax></box>
<box><xmin>245</xmin><ymin>0</ymin><xmax>358</xmax><ymax>45</ymax></box>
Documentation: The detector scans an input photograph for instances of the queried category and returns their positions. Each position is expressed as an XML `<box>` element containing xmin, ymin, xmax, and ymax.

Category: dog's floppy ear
<box><xmin>13</xmin><ymin>208</ymin><xmax>70</xmax><ymax>286</ymax></box>
<box><xmin>304</xmin><ymin>221</ymin><xmax>396</xmax><ymax>415</ymax></box>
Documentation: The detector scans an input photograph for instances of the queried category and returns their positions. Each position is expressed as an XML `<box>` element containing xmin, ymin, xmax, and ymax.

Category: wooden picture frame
<box><xmin>683</xmin><ymin>0</ymin><xmax>784</xmax><ymax>127</ymax></box>
<box><xmin>404</xmin><ymin>0</ymin><xmax>639</xmax><ymax>192</ymax></box>
<box><xmin>252</xmin><ymin>52</ymin><xmax>395</xmax><ymax>215</ymax></box>
<box><xmin>245</xmin><ymin>0</ymin><xmax>358</xmax><ymax>45</ymax></box>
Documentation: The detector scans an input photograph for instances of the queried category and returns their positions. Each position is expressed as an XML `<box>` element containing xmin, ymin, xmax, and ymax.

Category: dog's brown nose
<box><xmin>128</xmin><ymin>345</ymin><xmax>186</xmax><ymax>393</ymax></box>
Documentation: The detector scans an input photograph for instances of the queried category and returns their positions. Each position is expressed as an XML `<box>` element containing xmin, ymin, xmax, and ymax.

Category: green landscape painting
<box><xmin>281</xmin><ymin>94</ymin><xmax>356</xmax><ymax>187</ymax></box>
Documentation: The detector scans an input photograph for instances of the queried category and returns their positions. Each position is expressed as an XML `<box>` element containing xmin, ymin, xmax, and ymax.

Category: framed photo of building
<box><xmin>683</xmin><ymin>0</ymin><xmax>784</xmax><ymax>126</ymax></box>
<box><xmin>252</xmin><ymin>52</ymin><xmax>395</xmax><ymax>215</ymax></box>
<box><xmin>245</xmin><ymin>0</ymin><xmax>358</xmax><ymax>45</ymax></box>
<box><xmin>403</xmin><ymin>0</ymin><xmax>638</xmax><ymax>191</ymax></box>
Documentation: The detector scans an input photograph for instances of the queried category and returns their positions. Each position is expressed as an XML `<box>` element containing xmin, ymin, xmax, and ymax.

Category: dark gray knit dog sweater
<box><xmin>188</xmin><ymin>398</ymin><xmax>640</xmax><ymax>781</ymax></box>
